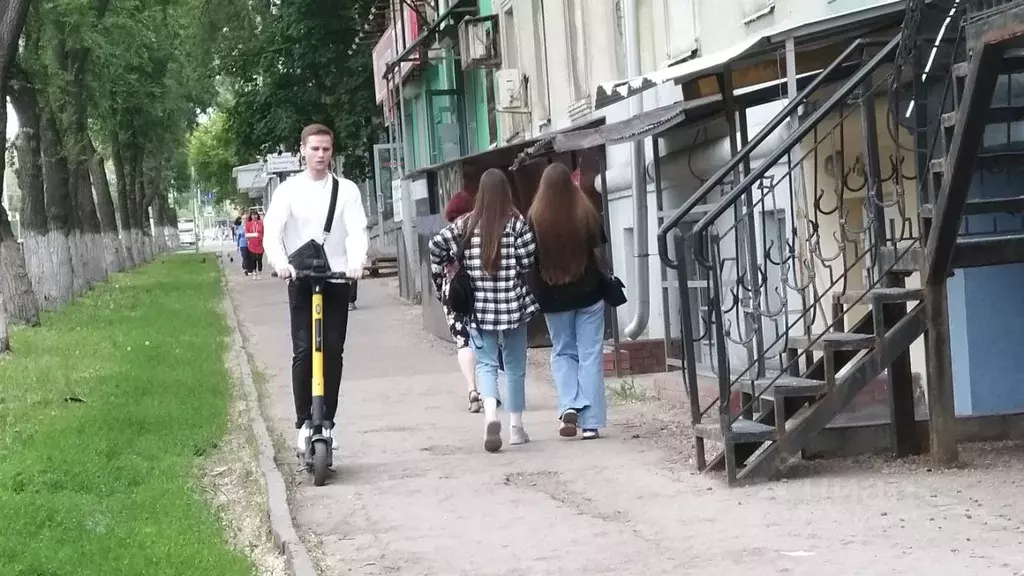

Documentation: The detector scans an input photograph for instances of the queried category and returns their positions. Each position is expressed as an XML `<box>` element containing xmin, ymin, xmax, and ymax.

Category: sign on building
<box><xmin>265</xmin><ymin>153</ymin><xmax>301</xmax><ymax>174</ymax></box>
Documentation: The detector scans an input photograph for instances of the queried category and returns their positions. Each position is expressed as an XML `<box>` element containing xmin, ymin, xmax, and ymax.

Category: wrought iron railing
<box><xmin>656</xmin><ymin>33</ymin><xmax>948</xmax><ymax>463</ymax></box>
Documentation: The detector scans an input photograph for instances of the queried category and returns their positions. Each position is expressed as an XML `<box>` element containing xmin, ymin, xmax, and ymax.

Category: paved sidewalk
<box><xmin>225</xmin><ymin>261</ymin><xmax>1024</xmax><ymax>576</ymax></box>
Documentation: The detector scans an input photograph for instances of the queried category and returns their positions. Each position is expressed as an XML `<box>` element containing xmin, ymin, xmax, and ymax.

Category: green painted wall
<box><xmin>398</xmin><ymin>0</ymin><xmax>503</xmax><ymax>166</ymax></box>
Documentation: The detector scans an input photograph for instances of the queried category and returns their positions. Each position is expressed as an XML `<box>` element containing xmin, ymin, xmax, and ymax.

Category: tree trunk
<box><xmin>0</xmin><ymin>101</ymin><xmax>40</xmax><ymax>326</ymax></box>
<box><xmin>49</xmin><ymin>39</ymin><xmax>89</xmax><ymax>294</ymax></box>
<box><xmin>39</xmin><ymin>110</ymin><xmax>78</xmax><ymax>301</ymax></box>
<box><xmin>133</xmin><ymin>152</ymin><xmax>152</xmax><ymax>262</ymax></box>
<box><xmin>87</xmin><ymin>138</ymin><xmax>126</xmax><ymax>273</ymax></box>
<box><xmin>110</xmin><ymin>129</ymin><xmax>137</xmax><ymax>268</ymax></box>
<box><xmin>0</xmin><ymin>0</ymin><xmax>35</xmax><ymax>352</ymax></box>
<box><xmin>67</xmin><ymin>49</ymin><xmax>107</xmax><ymax>284</ymax></box>
<box><xmin>10</xmin><ymin>60</ymin><xmax>63</xmax><ymax>311</ymax></box>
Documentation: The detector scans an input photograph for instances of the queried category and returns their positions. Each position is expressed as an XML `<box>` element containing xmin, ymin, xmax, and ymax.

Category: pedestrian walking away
<box><xmin>263</xmin><ymin>122</ymin><xmax>369</xmax><ymax>454</ymax></box>
<box><xmin>439</xmin><ymin>166</ymin><xmax>481</xmax><ymax>412</ymax></box>
<box><xmin>236</xmin><ymin>217</ymin><xmax>252</xmax><ymax>276</ymax></box>
<box><xmin>245</xmin><ymin>209</ymin><xmax>265</xmax><ymax>279</ymax></box>
<box><xmin>429</xmin><ymin>168</ymin><xmax>539</xmax><ymax>453</ymax></box>
<box><xmin>527</xmin><ymin>163</ymin><xmax>609</xmax><ymax>440</ymax></box>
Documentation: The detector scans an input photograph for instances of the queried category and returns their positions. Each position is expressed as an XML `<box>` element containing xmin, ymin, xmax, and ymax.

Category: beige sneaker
<box><xmin>509</xmin><ymin>426</ymin><xmax>530</xmax><ymax>446</ymax></box>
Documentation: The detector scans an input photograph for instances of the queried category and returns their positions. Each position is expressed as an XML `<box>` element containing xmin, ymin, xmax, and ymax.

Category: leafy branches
<box><xmin>209</xmin><ymin>0</ymin><xmax>382</xmax><ymax>181</ymax></box>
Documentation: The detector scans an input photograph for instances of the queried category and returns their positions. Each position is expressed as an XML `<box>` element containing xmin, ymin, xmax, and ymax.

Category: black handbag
<box><xmin>287</xmin><ymin>175</ymin><xmax>339</xmax><ymax>272</ymax></box>
<box><xmin>601</xmin><ymin>274</ymin><xmax>627</xmax><ymax>307</ymax></box>
<box><xmin>444</xmin><ymin>228</ymin><xmax>475</xmax><ymax>316</ymax></box>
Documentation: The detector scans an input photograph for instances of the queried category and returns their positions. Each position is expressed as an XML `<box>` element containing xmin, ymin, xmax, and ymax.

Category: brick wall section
<box><xmin>603</xmin><ymin>339</ymin><xmax>667</xmax><ymax>376</ymax></box>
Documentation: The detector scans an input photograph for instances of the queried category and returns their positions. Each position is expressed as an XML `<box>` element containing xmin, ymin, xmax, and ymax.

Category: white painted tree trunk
<box><xmin>103</xmin><ymin>231</ymin><xmax>126</xmax><ymax>273</ymax></box>
<box><xmin>0</xmin><ymin>238</ymin><xmax>39</xmax><ymax>325</ymax></box>
<box><xmin>85</xmin><ymin>232</ymin><xmax>108</xmax><ymax>283</ymax></box>
<box><xmin>21</xmin><ymin>229</ymin><xmax>74</xmax><ymax>309</ymax></box>
<box><xmin>165</xmin><ymin>226</ymin><xmax>179</xmax><ymax>251</ymax></box>
<box><xmin>0</xmin><ymin>306</ymin><xmax>9</xmax><ymax>354</ymax></box>
<box><xmin>69</xmin><ymin>229</ymin><xmax>94</xmax><ymax>295</ymax></box>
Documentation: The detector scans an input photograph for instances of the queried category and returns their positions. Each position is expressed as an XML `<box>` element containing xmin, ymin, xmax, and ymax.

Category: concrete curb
<box><xmin>220</xmin><ymin>267</ymin><xmax>319</xmax><ymax>576</ymax></box>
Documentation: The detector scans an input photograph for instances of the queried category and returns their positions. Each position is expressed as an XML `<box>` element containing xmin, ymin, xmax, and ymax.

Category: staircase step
<box><xmin>953</xmin><ymin>231</ymin><xmax>1024</xmax><ymax>269</ymax></box>
<box><xmin>921</xmin><ymin>196</ymin><xmax>1024</xmax><ymax>218</ymax></box>
<box><xmin>787</xmin><ymin>332</ymin><xmax>876</xmax><ymax>351</ymax></box>
<box><xmin>954</xmin><ymin>49</ymin><xmax>1024</xmax><ymax>77</ymax></box>
<box><xmin>694</xmin><ymin>418</ymin><xmax>777</xmax><ymax>443</ymax></box>
<box><xmin>753</xmin><ymin>376</ymin><xmax>827</xmax><ymax>399</ymax></box>
<box><xmin>878</xmin><ymin>243</ymin><xmax>923</xmax><ymax>274</ymax></box>
<box><xmin>942</xmin><ymin>106</ymin><xmax>1024</xmax><ymax>129</ymax></box>
<box><xmin>836</xmin><ymin>287</ymin><xmax>925</xmax><ymax>305</ymax></box>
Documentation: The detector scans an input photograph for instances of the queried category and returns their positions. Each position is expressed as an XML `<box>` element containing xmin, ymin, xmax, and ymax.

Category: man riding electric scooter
<box><xmin>263</xmin><ymin>123</ymin><xmax>369</xmax><ymax>483</ymax></box>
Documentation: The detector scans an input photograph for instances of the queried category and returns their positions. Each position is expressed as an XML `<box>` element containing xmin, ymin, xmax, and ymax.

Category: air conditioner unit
<box><xmin>458</xmin><ymin>15</ymin><xmax>501</xmax><ymax>70</ymax></box>
<box><xmin>495</xmin><ymin>69</ymin><xmax>529</xmax><ymax>113</ymax></box>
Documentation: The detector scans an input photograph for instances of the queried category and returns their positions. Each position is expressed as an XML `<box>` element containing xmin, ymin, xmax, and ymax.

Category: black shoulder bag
<box><xmin>444</xmin><ymin>225</ymin><xmax>475</xmax><ymax>317</ymax></box>
<box><xmin>287</xmin><ymin>175</ymin><xmax>339</xmax><ymax>273</ymax></box>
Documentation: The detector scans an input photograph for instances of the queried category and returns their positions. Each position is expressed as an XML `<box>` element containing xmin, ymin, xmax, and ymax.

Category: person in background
<box><xmin>440</xmin><ymin>171</ymin><xmax>480</xmax><ymax>412</ymax></box>
<box><xmin>527</xmin><ymin>163</ymin><xmax>608</xmax><ymax>441</ymax></box>
<box><xmin>429</xmin><ymin>168</ymin><xmax>538</xmax><ymax>453</ymax></box>
<box><xmin>245</xmin><ymin>209</ymin><xmax>265</xmax><ymax>280</ymax></box>
<box><xmin>235</xmin><ymin>216</ymin><xmax>251</xmax><ymax>276</ymax></box>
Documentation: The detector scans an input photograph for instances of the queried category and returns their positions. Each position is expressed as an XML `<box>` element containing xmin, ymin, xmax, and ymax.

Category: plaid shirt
<box><xmin>429</xmin><ymin>212</ymin><xmax>540</xmax><ymax>332</ymax></box>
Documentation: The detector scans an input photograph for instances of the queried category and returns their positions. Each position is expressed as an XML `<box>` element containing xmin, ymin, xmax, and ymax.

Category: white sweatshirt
<box><xmin>263</xmin><ymin>170</ymin><xmax>369</xmax><ymax>276</ymax></box>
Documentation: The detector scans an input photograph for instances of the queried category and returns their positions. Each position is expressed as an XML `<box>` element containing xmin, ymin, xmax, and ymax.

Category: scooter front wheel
<box><xmin>312</xmin><ymin>439</ymin><xmax>329</xmax><ymax>486</ymax></box>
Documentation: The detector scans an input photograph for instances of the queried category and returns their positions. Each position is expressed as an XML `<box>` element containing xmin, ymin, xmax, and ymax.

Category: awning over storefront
<box><xmin>593</xmin><ymin>0</ymin><xmax>906</xmax><ymax>110</ymax></box>
<box><xmin>519</xmin><ymin>65</ymin><xmax>849</xmax><ymax>166</ymax></box>
<box><xmin>401</xmin><ymin>117</ymin><xmax>605</xmax><ymax>181</ymax></box>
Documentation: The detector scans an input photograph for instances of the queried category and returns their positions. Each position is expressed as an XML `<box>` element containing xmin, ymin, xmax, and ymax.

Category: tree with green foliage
<box><xmin>1</xmin><ymin>0</ymin><xmax>217</xmax><ymax>352</ymax></box>
<box><xmin>207</xmin><ymin>0</ymin><xmax>382</xmax><ymax>182</ymax></box>
<box><xmin>188</xmin><ymin>111</ymin><xmax>244</xmax><ymax>207</ymax></box>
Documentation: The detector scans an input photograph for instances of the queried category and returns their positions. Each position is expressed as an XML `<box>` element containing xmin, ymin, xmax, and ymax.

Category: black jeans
<box><xmin>288</xmin><ymin>279</ymin><xmax>352</xmax><ymax>429</ymax></box>
<box><xmin>252</xmin><ymin>252</ymin><xmax>264</xmax><ymax>273</ymax></box>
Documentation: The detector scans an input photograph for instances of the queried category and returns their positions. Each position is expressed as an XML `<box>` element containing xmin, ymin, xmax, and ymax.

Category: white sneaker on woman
<box><xmin>510</xmin><ymin>425</ymin><xmax>530</xmax><ymax>445</ymax></box>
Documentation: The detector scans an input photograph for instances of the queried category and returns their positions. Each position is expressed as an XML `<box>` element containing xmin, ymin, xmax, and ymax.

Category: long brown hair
<box><xmin>463</xmin><ymin>168</ymin><xmax>514</xmax><ymax>276</ymax></box>
<box><xmin>528</xmin><ymin>163</ymin><xmax>602</xmax><ymax>285</ymax></box>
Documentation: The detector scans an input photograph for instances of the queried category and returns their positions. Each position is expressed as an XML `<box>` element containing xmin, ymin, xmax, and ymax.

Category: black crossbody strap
<box><xmin>321</xmin><ymin>175</ymin><xmax>340</xmax><ymax>242</ymax></box>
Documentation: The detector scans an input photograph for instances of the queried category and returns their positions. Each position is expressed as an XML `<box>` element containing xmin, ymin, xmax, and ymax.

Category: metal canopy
<box><xmin>402</xmin><ymin>117</ymin><xmax>605</xmax><ymax>180</ymax></box>
<box><xmin>515</xmin><ymin>65</ymin><xmax>854</xmax><ymax>166</ymax></box>
<box><xmin>593</xmin><ymin>0</ymin><xmax>906</xmax><ymax>110</ymax></box>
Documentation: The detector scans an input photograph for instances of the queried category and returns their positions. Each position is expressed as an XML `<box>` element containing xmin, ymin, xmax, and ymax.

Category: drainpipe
<box><xmin>623</xmin><ymin>0</ymin><xmax>650</xmax><ymax>340</ymax></box>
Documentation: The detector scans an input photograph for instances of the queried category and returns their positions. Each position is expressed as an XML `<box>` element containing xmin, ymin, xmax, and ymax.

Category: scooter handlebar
<box><xmin>292</xmin><ymin>270</ymin><xmax>351</xmax><ymax>281</ymax></box>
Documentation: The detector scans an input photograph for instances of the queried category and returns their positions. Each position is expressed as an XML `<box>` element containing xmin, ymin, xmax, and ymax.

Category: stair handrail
<box><xmin>691</xmin><ymin>34</ymin><xmax>902</xmax><ymax>237</ymax></box>
<box><xmin>655</xmin><ymin>36</ymin><xmax>897</xmax><ymax>268</ymax></box>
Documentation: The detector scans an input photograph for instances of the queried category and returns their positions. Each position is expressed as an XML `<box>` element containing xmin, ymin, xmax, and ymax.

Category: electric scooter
<box><xmin>293</xmin><ymin>266</ymin><xmax>350</xmax><ymax>486</ymax></box>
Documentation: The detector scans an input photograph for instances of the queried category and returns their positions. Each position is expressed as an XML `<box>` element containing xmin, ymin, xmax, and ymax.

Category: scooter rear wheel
<box><xmin>312</xmin><ymin>440</ymin><xmax>329</xmax><ymax>486</ymax></box>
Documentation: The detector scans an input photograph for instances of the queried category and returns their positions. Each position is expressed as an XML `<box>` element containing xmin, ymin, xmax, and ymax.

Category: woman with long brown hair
<box><xmin>429</xmin><ymin>168</ymin><xmax>539</xmax><ymax>453</ymax></box>
<box><xmin>527</xmin><ymin>163</ymin><xmax>608</xmax><ymax>440</ymax></box>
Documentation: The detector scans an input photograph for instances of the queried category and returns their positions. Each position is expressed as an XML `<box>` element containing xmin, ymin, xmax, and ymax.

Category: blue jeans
<box><xmin>471</xmin><ymin>323</ymin><xmax>528</xmax><ymax>413</ymax></box>
<box><xmin>544</xmin><ymin>300</ymin><xmax>607</xmax><ymax>429</ymax></box>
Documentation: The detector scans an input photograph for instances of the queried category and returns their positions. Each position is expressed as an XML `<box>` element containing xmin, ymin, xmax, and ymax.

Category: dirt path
<box><xmin>225</xmin><ymin>264</ymin><xmax>1024</xmax><ymax>576</ymax></box>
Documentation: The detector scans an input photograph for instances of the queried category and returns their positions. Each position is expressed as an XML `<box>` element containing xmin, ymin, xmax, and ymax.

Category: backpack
<box><xmin>445</xmin><ymin>226</ymin><xmax>475</xmax><ymax>317</ymax></box>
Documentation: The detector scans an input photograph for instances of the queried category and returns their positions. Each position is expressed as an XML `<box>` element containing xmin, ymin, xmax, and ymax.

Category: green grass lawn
<box><xmin>0</xmin><ymin>254</ymin><xmax>253</xmax><ymax>576</ymax></box>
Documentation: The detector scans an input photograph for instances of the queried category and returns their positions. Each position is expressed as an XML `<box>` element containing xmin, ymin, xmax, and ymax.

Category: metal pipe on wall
<box><xmin>623</xmin><ymin>0</ymin><xmax>650</xmax><ymax>340</ymax></box>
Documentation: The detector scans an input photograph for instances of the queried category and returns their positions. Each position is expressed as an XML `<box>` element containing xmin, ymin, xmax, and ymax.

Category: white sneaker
<box><xmin>296</xmin><ymin>424</ymin><xmax>312</xmax><ymax>452</ymax></box>
<box><xmin>324</xmin><ymin>427</ymin><xmax>339</xmax><ymax>450</ymax></box>
<box><xmin>510</xmin><ymin>426</ymin><xmax>531</xmax><ymax>446</ymax></box>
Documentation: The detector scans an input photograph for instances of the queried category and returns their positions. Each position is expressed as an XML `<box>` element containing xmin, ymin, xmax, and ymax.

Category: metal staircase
<box><xmin>655</xmin><ymin>0</ymin><xmax>1024</xmax><ymax>485</ymax></box>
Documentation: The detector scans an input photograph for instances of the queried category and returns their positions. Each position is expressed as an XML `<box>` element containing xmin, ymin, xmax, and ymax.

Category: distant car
<box><xmin>178</xmin><ymin>219</ymin><xmax>197</xmax><ymax>246</ymax></box>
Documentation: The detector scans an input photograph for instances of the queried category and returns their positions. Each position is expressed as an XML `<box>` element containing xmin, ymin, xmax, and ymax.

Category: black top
<box><xmin>527</xmin><ymin>227</ymin><xmax>608</xmax><ymax>313</ymax></box>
